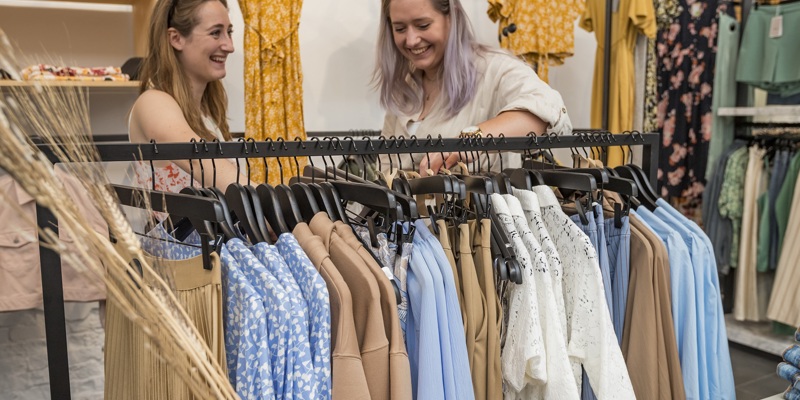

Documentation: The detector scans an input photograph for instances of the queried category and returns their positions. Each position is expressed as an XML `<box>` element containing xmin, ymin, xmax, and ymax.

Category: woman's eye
<box><xmin>394</xmin><ymin>27</ymin><xmax>406</xmax><ymax>33</ymax></box>
<box><xmin>418</xmin><ymin>23</ymin><xmax>430</xmax><ymax>29</ymax></box>
<box><xmin>211</xmin><ymin>30</ymin><xmax>221</xmax><ymax>37</ymax></box>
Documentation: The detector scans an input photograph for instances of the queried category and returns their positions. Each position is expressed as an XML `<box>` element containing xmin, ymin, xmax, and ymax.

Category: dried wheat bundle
<box><xmin>0</xmin><ymin>28</ymin><xmax>237</xmax><ymax>399</ymax></box>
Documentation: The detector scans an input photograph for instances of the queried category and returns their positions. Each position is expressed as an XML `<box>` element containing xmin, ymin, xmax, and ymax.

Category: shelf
<box><xmin>0</xmin><ymin>80</ymin><xmax>138</xmax><ymax>88</ymax></box>
<box><xmin>718</xmin><ymin>106</ymin><xmax>800</xmax><ymax>119</ymax></box>
<box><xmin>726</xmin><ymin>314</ymin><xmax>794</xmax><ymax>357</ymax></box>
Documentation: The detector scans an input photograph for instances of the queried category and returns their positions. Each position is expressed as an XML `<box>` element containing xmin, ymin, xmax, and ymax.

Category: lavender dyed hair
<box><xmin>372</xmin><ymin>0</ymin><xmax>489</xmax><ymax>119</ymax></box>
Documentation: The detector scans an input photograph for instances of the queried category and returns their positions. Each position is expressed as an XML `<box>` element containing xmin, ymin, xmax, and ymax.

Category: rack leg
<box><xmin>36</xmin><ymin>204</ymin><xmax>72</xmax><ymax>400</ymax></box>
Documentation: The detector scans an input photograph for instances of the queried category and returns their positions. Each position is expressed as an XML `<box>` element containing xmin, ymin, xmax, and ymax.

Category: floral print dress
<box><xmin>656</xmin><ymin>0</ymin><xmax>734</xmax><ymax>217</ymax></box>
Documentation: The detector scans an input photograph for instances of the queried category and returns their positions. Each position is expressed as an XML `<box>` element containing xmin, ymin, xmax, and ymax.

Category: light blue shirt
<box><xmin>227</xmin><ymin>239</ymin><xmax>292</xmax><ymax>400</ymax></box>
<box><xmin>220</xmin><ymin>243</ymin><xmax>275</xmax><ymax>399</ymax></box>
<box><xmin>632</xmin><ymin>209</ymin><xmax>701</xmax><ymax>400</ymax></box>
<box><xmin>407</xmin><ymin>227</ymin><xmax>445</xmax><ymax>399</ymax></box>
<box><xmin>252</xmin><ymin>243</ymin><xmax>316</xmax><ymax>400</ymax></box>
<box><xmin>603</xmin><ymin>215</ymin><xmax>631</xmax><ymax>345</ymax></box>
<box><xmin>656</xmin><ymin>198</ymin><xmax>736</xmax><ymax>399</ymax></box>
<box><xmin>414</xmin><ymin>219</ymin><xmax>475</xmax><ymax>400</ymax></box>
<box><xmin>276</xmin><ymin>233</ymin><xmax>332</xmax><ymax>400</ymax></box>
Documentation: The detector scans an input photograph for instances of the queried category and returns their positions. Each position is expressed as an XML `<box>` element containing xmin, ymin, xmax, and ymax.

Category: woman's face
<box><xmin>389</xmin><ymin>0</ymin><xmax>450</xmax><ymax>77</ymax></box>
<box><xmin>172</xmin><ymin>1</ymin><xmax>234</xmax><ymax>88</ymax></box>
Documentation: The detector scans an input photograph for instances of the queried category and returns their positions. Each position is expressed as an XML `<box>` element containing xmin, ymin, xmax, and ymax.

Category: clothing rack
<box><xmin>32</xmin><ymin>132</ymin><xmax>659</xmax><ymax>399</ymax></box>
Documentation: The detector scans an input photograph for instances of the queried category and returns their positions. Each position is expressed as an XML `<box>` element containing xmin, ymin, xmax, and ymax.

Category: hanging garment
<box><xmin>735</xmin><ymin>2</ymin><xmax>800</xmax><ymax>97</ymax></box>
<box><xmin>407</xmin><ymin>226</ymin><xmax>447</xmax><ymax>399</ymax></box>
<box><xmin>579</xmin><ymin>0</ymin><xmax>656</xmax><ymax>167</ymax></box>
<box><xmin>498</xmin><ymin>193</ymin><xmax>580</xmax><ymax>399</ymax></box>
<box><xmin>775</xmin><ymin>151</ymin><xmax>800</xmax><ymax>263</ymax></box>
<box><xmin>626</xmin><ymin>215</ymin><xmax>686</xmax><ymax>400</ymax></box>
<box><xmin>602</xmin><ymin>208</ymin><xmax>631</xmax><ymax>345</ymax></box>
<box><xmin>219</xmin><ymin>242</ymin><xmax>274</xmax><ymax>399</ymax></box>
<box><xmin>293</xmin><ymin>223</ymin><xmax>372</xmax><ymax>400</ymax></box>
<box><xmin>470</xmin><ymin>218</ymin><xmax>503</xmax><ymax>400</ymax></box>
<box><xmin>308</xmin><ymin>213</ymin><xmax>391</xmax><ymax>400</ymax></box>
<box><xmin>643</xmin><ymin>0</ymin><xmax>682</xmax><ymax>134</ymax></box>
<box><xmin>0</xmin><ymin>170</ymin><xmax>107</xmax><ymax>312</ymax></box>
<box><xmin>454</xmin><ymin>223</ymin><xmax>489</xmax><ymax>400</ymax></box>
<box><xmin>654</xmin><ymin>198</ymin><xmax>736</xmax><ymax>400</ymax></box>
<box><xmin>707</xmin><ymin>13</ymin><xmax>740</xmax><ymax>180</ymax></box>
<box><xmin>630</xmin><ymin>209</ymin><xmax>699</xmax><ymax>400</ymax></box>
<box><xmin>767</xmin><ymin>159</ymin><xmax>800</xmax><ymax>327</ymax></box>
<box><xmin>275</xmin><ymin>233</ymin><xmax>333</xmax><ymax>399</ymax></box>
<box><xmin>251</xmin><ymin>243</ymin><xmax>316</xmax><ymax>399</ymax></box>
<box><xmin>717</xmin><ymin>146</ymin><xmax>750</xmax><ymax>269</ymax></box>
<box><xmin>414</xmin><ymin>219</ymin><xmax>476</xmax><ymax>400</ymax></box>
<box><xmin>734</xmin><ymin>146</ymin><xmax>769</xmax><ymax>322</ymax></box>
<box><xmin>240</xmin><ymin>0</ymin><xmax>307</xmax><ymax>186</ymax></box>
<box><xmin>656</xmin><ymin>1</ymin><xmax>732</xmax><ymax>212</ymax></box>
<box><xmin>703</xmin><ymin>141</ymin><xmax>747</xmax><ymax>275</ymax></box>
<box><xmin>105</xmin><ymin>231</ymin><xmax>227</xmax><ymax>400</ymax></box>
<box><xmin>333</xmin><ymin>221</ymin><xmax>413</xmax><ymax>400</ymax></box>
<box><xmin>763</xmin><ymin>150</ymin><xmax>791</xmax><ymax>272</ymax></box>
<box><xmin>487</xmin><ymin>0</ymin><xmax>584</xmax><ymax>82</ymax></box>
<box><xmin>226</xmin><ymin>240</ymin><xmax>295</xmax><ymax>399</ymax></box>
<box><xmin>532</xmin><ymin>186</ymin><xmax>636</xmax><ymax>398</ymax></box>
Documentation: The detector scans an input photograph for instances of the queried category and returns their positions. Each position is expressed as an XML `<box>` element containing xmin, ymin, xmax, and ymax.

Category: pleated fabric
<box><xmin>104</xmin><ymin>251</ymin><xmax>226</xmax><ymax>400</ymax></box>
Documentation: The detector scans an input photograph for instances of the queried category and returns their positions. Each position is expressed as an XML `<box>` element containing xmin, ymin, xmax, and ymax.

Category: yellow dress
<box><xmin>580</xmin><ymin>0</ymin><xmax>655</xmax><ymax>166</ymax></box>
<box><xmin>241</xmin><ymin>0</ymin><xmax>307</xmax><ymax>185</ymax></box>
<box><xmin>488</xmin><ymin>0</ymin><xmax>583</xmax><ymax>82</ymax></box>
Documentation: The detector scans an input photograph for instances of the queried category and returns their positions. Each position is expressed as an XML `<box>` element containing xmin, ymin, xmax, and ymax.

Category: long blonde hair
<box><xmin>138</xmin><ymin>0</ymin><xmax>231</xmax><ymax>140</ymax></box>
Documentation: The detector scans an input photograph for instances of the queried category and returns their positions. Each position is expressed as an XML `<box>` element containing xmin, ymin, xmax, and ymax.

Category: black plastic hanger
<box><xmin>613</xmin><ymin>166</ymin><xmax>657</xmax><ymax>210</ymax></box>
<box><xmin>256</xmin><ymin>183</ymin><xmax>291</xmax><ymax>235</ymax></box>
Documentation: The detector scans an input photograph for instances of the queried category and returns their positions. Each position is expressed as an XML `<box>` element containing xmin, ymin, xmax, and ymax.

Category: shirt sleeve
<box><xmin>490</xmin><ymin>53</ymin><xmax>573</xmax><ymax>135</ymax></box>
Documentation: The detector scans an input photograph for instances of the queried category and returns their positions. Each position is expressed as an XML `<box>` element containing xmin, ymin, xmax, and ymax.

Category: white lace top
<box><xmin>502</xmin><ymin>194</ymin><xmax>580</xmax><ymax>400</ymax></box>
<box><xmin>513</xmin><ymin>188</ymin><xmax>568</xmax><ymax>336</ymax></box>
<box><xmin>531</xmin><ymin>186</ymin><xmax>636</xmax><ymax>399</ymax></box>
<box><xmin>490</xmin><ymin>193</ymin><xmax>547</xmax><ymax>393</ymax></box>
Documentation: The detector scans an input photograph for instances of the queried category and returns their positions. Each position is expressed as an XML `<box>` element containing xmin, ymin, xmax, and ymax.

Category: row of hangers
<box><xmin>147</xmin><ymin>132</ymin><xmax>661</xmax><ymax>287</ymax></box>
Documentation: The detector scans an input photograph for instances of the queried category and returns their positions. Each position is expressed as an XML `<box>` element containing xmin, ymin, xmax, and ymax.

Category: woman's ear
<box><xmin>168</xmin><ymin>27</ymin><xmax>185</xmax><ymax>51</ymax></box>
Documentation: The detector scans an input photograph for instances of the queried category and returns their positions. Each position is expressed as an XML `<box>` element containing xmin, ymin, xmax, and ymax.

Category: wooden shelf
<box><xmin>0</xmin><ymin>80</ymin><xmax>139</xmax><ymax>88</ymax></box>
<box><xmin>717</xmin><ymin>106</ymin><xmax>800</xmax><ymax>118</ymax></box>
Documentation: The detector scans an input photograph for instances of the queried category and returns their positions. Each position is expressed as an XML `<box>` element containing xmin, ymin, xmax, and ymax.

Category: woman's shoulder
<box><xmin>134</xmin><ymin>89</ymin><xmax>180</xmax><ymax>111</ymax></box>
<box><xmin>478</xmin><ymin>48</ymin><xmax>533</xmax><ymax>74</ymax></box>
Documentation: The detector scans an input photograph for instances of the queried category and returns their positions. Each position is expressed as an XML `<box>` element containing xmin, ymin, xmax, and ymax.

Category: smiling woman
<box><xmin>128</xmin><ymin>0</ymin><xmax>247</xmax><ymax>192</ymax></box>
<box><xmin>372</xmin><ymin>0</ymin><xmax>573</xmax><ymax>175</ymax></box>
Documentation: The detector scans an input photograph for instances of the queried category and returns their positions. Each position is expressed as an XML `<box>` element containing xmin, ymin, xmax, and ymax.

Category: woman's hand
<box><xmin>419</xmin><ymin>152</ymin><xmax>472</xmax><ymax>176</ymax></box>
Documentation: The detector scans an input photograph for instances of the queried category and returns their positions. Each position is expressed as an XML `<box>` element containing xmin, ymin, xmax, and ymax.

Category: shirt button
<box><xmin>562</xmin><ymin>107</ymin><xmax>567</xmax><ymax>113</ymax></box>
<box><xmin>13</xmin><ymin>237</ymin><xmax>20</xmax><ymax>244</ymax></box>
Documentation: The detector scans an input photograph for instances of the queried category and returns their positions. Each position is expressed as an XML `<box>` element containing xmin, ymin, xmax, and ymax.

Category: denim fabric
<box><xmin>779</xmin><ymin>362</ymin><xmax>800</xmax><ymax>382</ymax></box>
<box><xmin>785</xmin><ymin>345</ymin><xmax>800</xmax><ymax>366</ymax></box>
<box><xmin>604</xmin><ymin>214</ymin><xmax>631</xmax><ymax>345</ymax></box>
<box><xmin>785</xmin><ymin>387</ymin><xmax>800</xmax><ymax>400</ymax></box>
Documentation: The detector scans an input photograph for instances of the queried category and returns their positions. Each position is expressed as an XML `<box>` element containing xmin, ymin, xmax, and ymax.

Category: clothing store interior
<box><xmin>0</xmin><ymin>0</ymin><xmax>799</xmax><ymax>398</ymax></box>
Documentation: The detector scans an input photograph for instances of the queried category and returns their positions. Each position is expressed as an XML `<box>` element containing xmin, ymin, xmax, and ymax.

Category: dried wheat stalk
<box><xmin>0</xmin><ymin>28</ymin><xmax>237</xmax><ymax>400</ymax></box>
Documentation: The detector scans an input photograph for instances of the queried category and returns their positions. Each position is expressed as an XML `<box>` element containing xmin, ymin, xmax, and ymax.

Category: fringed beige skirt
<box><xmin>104</xmin><ymin>250</ymin><xmax>227</xmax><ymax>399</ymax></box>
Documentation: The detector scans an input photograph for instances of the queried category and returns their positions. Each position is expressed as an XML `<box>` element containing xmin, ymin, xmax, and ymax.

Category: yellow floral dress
<box><xmin>488</xmin><ymin>0</ymin><xmax>584</xmax><ymax>82</ymax></box>
<box><xmin>580</xmin><ymin>0</ymin><xmax>656</xmax><ymax>167</ymax></box>
<box><xmin>240</xmin><ymin>0</ymin><xmax>307</xmax><ymax>185</ymax></box>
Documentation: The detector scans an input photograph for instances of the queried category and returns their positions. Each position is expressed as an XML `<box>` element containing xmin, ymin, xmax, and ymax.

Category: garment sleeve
<box><xmin>578</xmin><ymin>0</ymin><xmax>595</xmax><ymax>32</ymax></box>
<box><xmin>629</xmin><ymin>0</ymin><xmax>657</xmax><ymax>38</ymax></box>
<box><xmin>381</xmin><ymin>114</ymin><xmax>397</xmax><ymax>137</ymax></box>
<box><xmin>492</xmin><ymin>55</ymin><xmax>573</xmax><ymax>135</ymax></box>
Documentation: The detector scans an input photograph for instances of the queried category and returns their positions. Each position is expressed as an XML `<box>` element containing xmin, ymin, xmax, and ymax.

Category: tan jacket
<box><xmin>309</xmin><ymin>213</ymin><xmax>391</xmax><ymax>400</ymax></box>
<box><xmin>334</xmin><ymin>221</ymin><xmax>413</xmax><ymax>400</ymax></box>
<box><xmin>293</xmin><ymin>223</ymin><xmax>371</xmax><ymax>400</ymax></box>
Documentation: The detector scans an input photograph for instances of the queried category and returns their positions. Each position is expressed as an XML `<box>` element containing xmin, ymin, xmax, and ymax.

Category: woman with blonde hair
<box><xmin>129</xmin><ymin>0</ymin><xmax>245</xmax><ymax>192</ymax></box>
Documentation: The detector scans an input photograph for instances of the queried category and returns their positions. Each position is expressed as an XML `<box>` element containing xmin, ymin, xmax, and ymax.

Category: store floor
<box><xmin>732</xmin><ymin>342</ymin><xmax>790</xmax><ymax>399</ymax></box>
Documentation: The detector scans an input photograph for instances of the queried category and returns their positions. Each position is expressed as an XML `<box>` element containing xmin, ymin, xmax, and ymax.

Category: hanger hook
<box><xmin>148</xmin><ymin>139</ymin><xmax>158</xmax><ymax>191</ymax></box>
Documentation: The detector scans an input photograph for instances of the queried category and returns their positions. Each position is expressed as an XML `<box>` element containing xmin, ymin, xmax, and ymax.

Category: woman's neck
<box><xmin>190</xmin><ymin>81</ymin><xmax>207</xmax><ymax>111</ymax></box>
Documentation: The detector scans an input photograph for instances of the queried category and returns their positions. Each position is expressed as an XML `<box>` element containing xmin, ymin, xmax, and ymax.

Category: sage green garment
<box><xmin>707</xmin><ymin>13</ymin><xmax>740</xmax><ymax>180</ymax></box>
<box><xmin>756</xmin><ymin>174</ymin><xmax>770</xmax><ymax>273</ymax></box>
<box><xmin>735</xmin><ymin>2</ymin><xmax>800</xmax><ymax>97</ymax></box>
<box><xmin>775</xmin><ymin>151</ymin><xmax>800</xmax><ymax>256</ymax></box>
<box><xmin>718</xmin><ymin>146</ymin><xmax>750</xmax><ymax>269</ymax></box>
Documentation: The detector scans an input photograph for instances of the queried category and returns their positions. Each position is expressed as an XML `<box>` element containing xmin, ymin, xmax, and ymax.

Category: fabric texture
<box><xmin>767</xmin><ymin>155</ymin><xmax>800</xmax><ymax>327</ymax></box>
<box><xmin>241</xmin><ymin>0</ymin><xmax>307</xmax><ymax>186</ymax></box>
<box><xmin>703</xmin><ymin>141</ymin><xmax>747</xmax><ymax>275</ymax></box>
<box><xmin>455</xmin><ymin>223</ymin><xmax>488</xmax><ymax>400</ymax></box>
<box><xmin>488</xmin><ymin>0</ymin><xmax>584</xmax><ymax>82</ymax></box>
<box><xmin>707</xmin><ymin>12</ymin><xmax>740</xmax><ymax>180</ymax></box>
<box><xmin>276</xmin><ymin>233</ymin><xmax>333</xmax><ymax>399</ymax></box>
<box><xmin>532</xmin><ymin>186</ymin><xmax>635</xmax><ymax>399</ymax></box>
<box><xmin>580</xmin><ymin>0</ymin><xmax>656</xmax><ymax>166</ymax></box>
<box><xmin>717</xmin><ymin>146</ymin><xmax>750</xmax><ymax>269</ymax></box>
<box><xmin>293</xmin><ymin>223</ymin><xmax>372</xmax><ymax>400</ymax></box>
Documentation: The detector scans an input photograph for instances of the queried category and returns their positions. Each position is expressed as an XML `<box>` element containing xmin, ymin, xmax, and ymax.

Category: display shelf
<box><xmin>726</xmin><ymin>314</ymin><xmax>795</xmax><ymax>357</ymax></box>
<box><xmin>0</xmin><ymin>80</ymin><xmax>138</xmax><ymax>88</ymax></box>
<box><xmin>718</xmin><ymin>106</ymin><xmax>800</xmax><ymax>119</ymax></box>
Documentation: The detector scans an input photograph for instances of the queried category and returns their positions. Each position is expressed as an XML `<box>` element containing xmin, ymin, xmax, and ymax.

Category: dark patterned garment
<box><xmin>656</xmin><ymin>0</ymin><xmax>734</xmax><ymax>218</ymax></box>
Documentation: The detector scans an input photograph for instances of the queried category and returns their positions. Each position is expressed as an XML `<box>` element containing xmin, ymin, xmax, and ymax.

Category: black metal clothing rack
<box><xmin>32</xmin><ymin>132</ymin><xmax>659</xmax><ymax>399</ymax></box>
